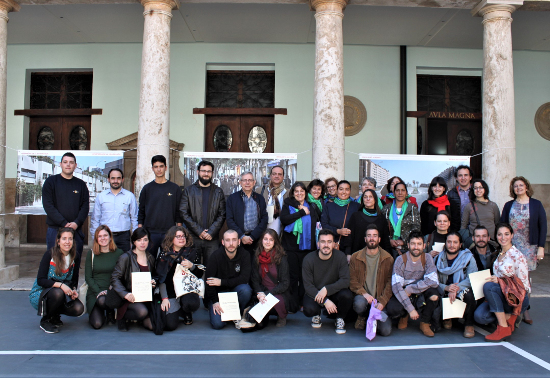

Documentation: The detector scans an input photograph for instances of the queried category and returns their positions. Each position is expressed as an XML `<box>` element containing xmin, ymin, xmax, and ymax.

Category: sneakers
<box><xmin>40</xmin><ymin>318</ymin><xmax>59</xmax><ymax>334</ymax></box>
<box><xmin>485</xmin><ymin>325</ymin><xmax>511</xmax><ymax>342</ymax></box>
<box><xmin>335</xmin><ymin>318</ymin><xmax>346</xmax><ymax>334</ymax></box>
<box><xmin>233</xmin><ymin>320</ymin><xmax>241</xmax><ymax>329</ymax></box>
<box><xmin>183</xmin><ymin>313</ymin><xmax>193</xmax><ymax>326</ymax></box>
<box><xmin>464</xmin><ymin>325</ymin><xmax>475</xmax><ymax>338</ymax></box>
<box><xmin>276</xmin><ymin>318</ymin><xmax>287</xmax><ymax>327</ymax></box>
<box><xmin>50</xmin><ymin>315</ymin><xmax>63</xmax><ymax>327</ymax></box>
<box><xmin>311</xmin><ymin>315</ymin><xmax>322</xmax><ymax>328</ymax></box>
<box><xmin>443</xmin><ymin>319</ymin><xmax>452</xmax><ymax>330</ymax></box>
<box><xmin>419</xmin><ymin>322</ymin><xmax>434</xmax><ymax>337</ymax></box>
<box><xmin>233</xmin><ymin>318</ymin><xmax>255</xmax><ymax>329</ymax></box>
<box><xmin>355</xmin><ymin>316</ymin><xmax>367</xmax><ymax>330</ymax></box>
<box><xmin>397</xmin><ymin>315</ymin><xmax>409</xmax><ymax>330</ymax></box>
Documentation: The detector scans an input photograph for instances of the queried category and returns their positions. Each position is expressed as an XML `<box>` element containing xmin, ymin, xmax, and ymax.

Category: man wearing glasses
<box><xmin>180</xmin><ymin>161</ymin><xmax>226</xmax><ymax>265</ymax></box>
<box><xmin>226</xmin><ymin>172</ymin><xmax>268</xmax><ymax>261</ymax></box>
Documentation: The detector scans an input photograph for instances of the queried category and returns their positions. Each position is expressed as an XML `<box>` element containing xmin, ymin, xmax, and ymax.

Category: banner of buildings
<box><xmin>183</xmin><ymin>152</ymin><xmax>298</xmax><ymax>196</ymax></box>
<box><xmin>359</xmin><ymin>153</ymin><xmax>471</xmax><ymax>208</ymax></box>
<box><xmin>16</xmin><ymin>150</ymin><xmax>124</xmax><ymax>215</ymax></box>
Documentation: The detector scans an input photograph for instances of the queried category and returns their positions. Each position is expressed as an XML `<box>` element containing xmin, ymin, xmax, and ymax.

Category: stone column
<box><xmin>472</xmin><ymin>0</ymin><xmax>522</xmax><ymax>208</ymax></box>
<box><xmin>136</xmin><ymin>0</ymin><xmax>179</xmax><ymax>197</ymax></box>
<box><xmin>310</xmin><ymin>0</ymin><xmax>349</xmax><ymax>181</ymax></box>
<box><xmin>0</xmin><ymin>0</ymin><xmax>19</xmax><ymax>284</ymax></box>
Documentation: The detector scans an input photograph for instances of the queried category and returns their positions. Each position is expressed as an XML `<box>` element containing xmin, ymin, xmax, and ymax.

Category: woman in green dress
<box><xmin>86</xmin><ymin>225</ymin><xmax>124</xmax><ymax>329</ymax></box>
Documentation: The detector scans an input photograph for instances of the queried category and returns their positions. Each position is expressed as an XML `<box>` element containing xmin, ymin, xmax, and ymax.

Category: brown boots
<box><xmin>419</xmin><ymin>322</ymin><xmax>434</xmax><ymax>337</ymax></box>
<box><xmin>397</xmin><ymin>315</ymin><xmax>409</xmax><ymax>330</ymax></box>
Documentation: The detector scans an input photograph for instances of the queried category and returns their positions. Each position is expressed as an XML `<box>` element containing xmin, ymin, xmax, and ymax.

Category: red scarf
<box><xmin>258</xmin><ymin>250</ymin><xmax>273</xmax><ymax>279</ymax></box>
<box><xmin>428</xmin><ymin>194</ymin><xmax>450</xmax><ymax>212</ymax></box>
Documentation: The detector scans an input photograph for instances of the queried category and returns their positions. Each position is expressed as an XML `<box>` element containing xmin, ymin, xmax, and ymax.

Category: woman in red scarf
<box><xmin>420</xmin><ymin>177</ymin><xmax>459</xmax><ymax>236</ymax></box>
<box><xmin>250</xmin><ymin>229</ymin><xmax>293</xmax><ymax>328</ymax></box>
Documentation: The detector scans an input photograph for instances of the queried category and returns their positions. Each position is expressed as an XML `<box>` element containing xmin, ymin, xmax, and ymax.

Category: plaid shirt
<box><xmin>242</xmin><ymin>191</ymin><xmax>259</xmax><ymax>233</ymax></box>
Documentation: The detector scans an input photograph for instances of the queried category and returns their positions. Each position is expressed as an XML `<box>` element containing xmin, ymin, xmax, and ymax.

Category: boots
<box><xmin>485</xmin><ymin>325</ymin><xmax>511</xmax><ymax>342</ymax></box>
<box><xmin>398</xmin><ymin>315</ymin><xmax>409</xmax><ymax>330</ymax></box>
<box><xmin>463</xmin><ymin>326</ymin><xmax>475</xmax><ymax>338</ymax></box>
<box><xmin>507</xmin><ymin>315</ymin><xmax>517</xmax><ymax>332</ymax></box>
<box><xmin>419</xmin><ymin>322</ymin><xmax>434</xmax><ymax>337</ymax></box>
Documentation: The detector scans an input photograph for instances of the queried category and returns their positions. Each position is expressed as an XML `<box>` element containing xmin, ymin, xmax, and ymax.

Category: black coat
<box><xmin>446</xmin><ymin>187</ymin><xmax>465</xmax><ymax>232</ymax></box>
<box><xmin>280</xmin><ymin>197</ymin><xmax>320</xmax><ymax>252</ymax></box>
<box><xmin>251</xmin><ymin>255</ymin><xmax>295</xmax><ymax>313</ymax></box>
<box><xmin>180</xmin><ymin>181</ymin><xmax>226</xmax><ymax>239</ymax></box>
<box><xmin>342</xmin><ymin>210</ymin><xmax>392</xmax><ymax>255</ymax></box>
<box><xmin>110</xmin><ymin>250</ymin><xmax>156</xmax><ymax>299</ymax></box>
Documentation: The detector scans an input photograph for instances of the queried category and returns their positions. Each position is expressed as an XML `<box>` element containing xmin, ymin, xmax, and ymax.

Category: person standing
<box><xmin>323</xmin><ymin>177</ymin><xmax>338</xmax><ymax>204</ymax></box>
<box><xmin>260</xmin><ymin>166</ymin><xmax>288</xmax><ymax>235</ymax></box>
<box><xmin>226</xmin><ymin>172</ymin><xmax>268</xmax><ymax>259</ymax></box>
<box><xmin>180</xmin><ymin>160</ymin><xmax>226</xmax><ymax>265</ymax></box>
<box><xmin>461</xmin><ymin>179</ymin><xmax>500</xmax><ymax>243</ymax></box>
<box><xmin>90</xmin><ymin>168</ymin><xmax>138</xmax><ymax>253</ymax></box>
<box><xmin>42</xmin><ymin>152</ymin><xmax>89</xmax><ymax>257</ymax></box>
<box><xmin>138</xmin><ymin>155</ymin><xmax>183</xmax><ymax>260</ymax></box>
<box><xmin>447</xmin><ymin>165</ymin><xmax>473</xmax><ymax>219</ymax></box>
<box><xmin>420</xmin><ymin>177</ymin><xmax>458</xmax><ymax>236</ymax></box>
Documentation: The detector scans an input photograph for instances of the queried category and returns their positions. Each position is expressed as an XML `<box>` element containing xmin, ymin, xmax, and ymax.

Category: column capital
<box><xmin>310</xmin><ymin>0</ymin><xmax>349</xmax><ymax>13</ymax></box>
<box><xmin>471</xmin><ymin>0</ymin><xmax>523</xmax><ymax>17</ymax></box>
<box><xmin>0</xmin><ymin>0</ymin><xmax>21</xmax><ymax>13</ymax></box>
<box><xmin>141</xmin><ymin>0</ymin><xmax>179</xmax><ymax>11</ymax></box>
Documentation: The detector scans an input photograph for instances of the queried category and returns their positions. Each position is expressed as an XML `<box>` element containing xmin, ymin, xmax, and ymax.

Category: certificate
<box><xmin>469</xmin><ymin>269</ymin><xmax>491</xmax><ymax>300</ymax></box>
<box><xmin>267</xmin><ymin>205</ymin><xmax>275</xmax><ymax>224</ymax></box>
<box><xmin>218</xmin><ymin>292</ymin><xmax>241</xmax><ymax>321</ymax></box>
<box><xmin>442</xmin><ymin>298</ymin><xmax>466</xmax><ymax>320</ymax></box>
<box><xmin>131</xmin><ymin>272</ymin><xmax>152</xmax><ymax>302</ymax></box>
<box><xmin>248</xmin><ymin>294</ymin><xmax>280</xmax><ymax>323</ymax></box>
<box><xmin>432</xmin><ymin>242</ymin><xmax>445</xmax><ymax>252</ymax></box>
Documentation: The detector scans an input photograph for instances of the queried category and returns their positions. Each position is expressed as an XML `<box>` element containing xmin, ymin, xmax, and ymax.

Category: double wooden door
<box><xmin>205</xmin><ymin>115</ymin><xmax>274</xmax><ymax>153</ymax></box>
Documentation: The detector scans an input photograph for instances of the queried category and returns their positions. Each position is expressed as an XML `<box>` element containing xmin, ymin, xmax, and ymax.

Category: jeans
<box><xmin>286</xmin><ymin>250</ymin><xmax>309</xmax><ymax>306</ymax></box>
<box><xmin>302</xmin><ymin>288</ymin><xmax>354</xmax><ymax>320</ymax></box>
<box><xmin>113</xmin><ymin>231</ymin><xmax>131</xmax><ymax>253</ymax></box>
<box><xmin>208</xmin><ymin>284</ymin><xmax>253</xmax><ymax>330</ymax></box>
<box><xmin>353</xmin><ymin>295</ymin><xmax>392</xmax><ymax>336</ymax></box>
<box><xmin>47</xmin><ymin>227</ymin><xmax>84</xmax><ymax>257</ymax></box>
<box><xmin>193</xmin><ymin>238</ymin><xmax>220</xmax><ymax>266</ymax></box>
<box><xmin>386</xmin><ymin>287</ymin><xmax>441</xmax><ymax>324</ymax></box>
<box><xmin>147</xmin><ymin>232</ymin><xmax>165</xmax><ymax>261</ymax></box>
<box><xmin>474</xmin><ymin>282</ymin><xmax>530</xmax><ymax>325</ymax></box>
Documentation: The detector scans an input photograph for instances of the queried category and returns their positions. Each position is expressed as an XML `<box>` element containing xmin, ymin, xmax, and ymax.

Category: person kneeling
<box><xmin>302</xmin><ymin>229</ymin><xmax>353</xmax><ymax>334</ymax></box>
<box><xmin>435</xmin><ymin>232</ymin><xmax>478</xmax><ymax>338</ymax></box>
<box><xmin>205</xmin><ymin>230</ymin><xmax>253</xmax><ymax>330</ymax></box>
<box><xmin>386</xmin><ymin>231</ymin><xmax>441</xmax><ymax>337</ymax></box>
<box><xmin>349</xmin><ymin>224</ymin><xmax>394</xmax><ymax>336</ymax></box>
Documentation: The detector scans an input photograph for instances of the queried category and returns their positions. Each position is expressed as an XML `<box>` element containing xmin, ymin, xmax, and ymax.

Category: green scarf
<box><xmin>308</xmin><ymin>193</ymin><xmax>323</xmax><ymax>213</ymax></box>
<box><xmin>389</xmin><ymin>201</ymin><xmax>409</xmax><ymax>240</ymax></box>
<box><xmin>334</xmin><ymin>197</ymin><xmax>352</xmax><ymax>207</ymax></box>
<box><xmin>363</xmin><ymin>208</ymin><xmax>377</xmax><ymax>217</ymax></box>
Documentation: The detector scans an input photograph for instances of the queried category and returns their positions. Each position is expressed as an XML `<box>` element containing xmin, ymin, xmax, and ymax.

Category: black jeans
<box><xmin>386</xmin><ymin>287</ymin><xmax>440</xmax><ymax>323</ymax></box>
<box><xmin>148</xmin><ymin>232</ymin><xmax>165</xmax><ymax>261</ymax></box>
<box><xmin>303</xmin><ymin>289</ymin><xmax>354</xmax><ymax>320</ymax></box>
<box><xmin>286</xmin><ymin>250</ymin><xmax>309</xmax><ymax>306</ymax></box>
<box><xmin>113</xmin><ymin>231</ymin><xmax>131</xmax><ymax>253</ymax></box>
<box><xmin>165</xmin><ymin>293</ymin><xmax>201</xmax><ymax>331</ymax></box>
<box><xmin>193</xmin><ymin>238</ymin><xmax>220</xmax><ymax>266</ymax></box>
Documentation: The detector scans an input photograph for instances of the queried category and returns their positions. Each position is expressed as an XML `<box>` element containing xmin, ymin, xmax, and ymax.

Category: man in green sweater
<box><xmin>302</xmin><ymin>229</ymin><xmax>353</xmax><ymax>334</ymax></box>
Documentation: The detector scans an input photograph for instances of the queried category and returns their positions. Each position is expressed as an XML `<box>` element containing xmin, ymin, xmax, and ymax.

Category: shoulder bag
<box><xmin>333</xmin><ymin>204</ymin><xmax>350</xmax><ymax>251</ymax></box>
<box><xmin>77</xmin><ymin>252</ymin><xmax>94</xmax><ymax>316</ymax></box>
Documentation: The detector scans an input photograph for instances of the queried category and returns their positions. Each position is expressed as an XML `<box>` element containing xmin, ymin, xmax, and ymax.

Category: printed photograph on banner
<box><xmin>358</xmin><ymin>154</ymin><xmax>471</xmax><ymax>208</ymax></box>
<box><xmin>16</xmin><ymin>150</ymin><xmax>124</xmax><ymax>215</ymax></box>
<box><xmin>183</xmin><ymin>152</ymin><xmax>298</xmax><ymax>197</ymax></box>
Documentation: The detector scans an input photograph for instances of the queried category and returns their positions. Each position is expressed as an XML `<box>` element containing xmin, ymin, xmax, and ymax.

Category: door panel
<box><xmin>240</xmin><ymin>115</ymin><xmax>274</xmax><ymax>153</ymax></box>
<box><xmin>62</xmin><ymin>117</ymin><xmax>91</xmax><ymax>150</ymax></box>
<box><xmin>29</xmin><ymin>117</ymin><xmax>63</xmax><ymax>150</ymax></box>
<box><xmin>205</xmin><ymin>115</ymin><xmax>274</xmax><ymax>153</ymax></box>
<box><xmin>205</xmin><ymin>115</ymin><xmax>241</xmax><ymax>152</ymax></box>
<box><xmin>447</xmin><ymin>121</ymin><xmax>482</xmax><ymax>178</ymax></box>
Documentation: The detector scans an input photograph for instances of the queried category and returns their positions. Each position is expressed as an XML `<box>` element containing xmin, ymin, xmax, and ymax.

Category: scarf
<box><xmin>258</xmin><ymin>250</ymin><xmax>273</xmax><ymax>279</ymax></box>
<box><xmin>308</xmin><ymin>193</ymin><xmax>323</xmax><ymax>213</ymax></box>
<box><xmin>334</xmin><ymin>197</ymin><xmax>352</xmax><ymax>207</ymax></box>
<box><xmin>283</xmin><ymin>204</ymin><xmax>312</xmax><ymax>250</ymax></box>
<box><xmin>269</xmin><ymin>182</ymin><xmax>286</xmax><ymax>218</ymax></box>
<box><xmin>428</xmin><ymin>194</ymin><xmax>450</xmax><ymax>212</ymax></box>
<box><xmin>358</xmin><ymin>196</ymin><xmax>384</xmax><ymax>212</ymax></box>
<box><xmin>324</xmin><ymin>194</ymin><xmax>336</xmax><ymax>203</ymax></box>
<box><xmin>435</xmin><ymin>248</ymin><xmax>473</xmax><ymax>289</ymax></box>
<box><xmin>363</xmin><ymin>208</ymin><xmax>378</xmax><ymax>217</ymax></box>
<box><xmin>389</xmin><ymin>200</ymin><xmax>408</xmax><ymax>240</ymax></box>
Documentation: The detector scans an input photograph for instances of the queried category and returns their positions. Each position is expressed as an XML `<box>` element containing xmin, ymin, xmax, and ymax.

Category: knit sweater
<box><xmin>42</xmin><ymin>174</ymin><xmax>90</xmax><ymax>229</ymax></box>
<box><xmin>302</xmin><ymin>250</ymin><xmax>350</xmax><ymax>299</ymax></box>
<box><xmin>461</xmin><ymin>200</ymin><xmax>500</xmax><ymax>239</ymax></box>
<box><xmin>138</xmin><ymin>180</ymin><xmax>183</xmax><ymax>234</ymax></box>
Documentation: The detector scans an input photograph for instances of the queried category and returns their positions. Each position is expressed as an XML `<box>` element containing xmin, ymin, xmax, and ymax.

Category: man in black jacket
<box><xmin>447</xmin><ymin>165</ymin><xmax>473</xmax><ymax>225</ymax></box>
<box><xmin>180</xmin><ymin>161</ymin><xmax>226</xmax><ymax>265</ymax></box>
<box><xmin>205</xmin><ymin>230</ymin><xmax>253</xmax><ymax>330</ymax></box>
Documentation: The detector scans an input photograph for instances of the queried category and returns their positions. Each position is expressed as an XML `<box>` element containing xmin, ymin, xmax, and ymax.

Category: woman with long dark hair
<box><xmin>251</xmin><ymin>229</ymin><xmax>292</xmax><ymax>327</ymax></box>
<box><xmin>155</xmin><ymin>226</ymin><xmax>202</xmax><ymax>331</ymax></box>
<box><xmin>307</xmin><ymin>179</ymin><xmax>325</xmax><ymax>217</ymax></box>
<box><xmin>29</xmin><ymin>227</ymin><xmax>84</xmax><ymax>333</ymax></box>
<box><xmin>461</xmin><ymin>179</ymin><xmax>500</xmax><ymax>242</ymax></box>
<box><xmin>110</xmin><ymin>227</ymin><xmax>156</xmax><ymax>332</ymax></box>
<box><xmin>420</xmin><ymin>176</ymin><xmax>459</xmax><ymax>235</ymax></box>
<box><xmin>381</xmin><ymin>176</ymin><xmax>418</xmax><ymax>207</ymax></box>
<box><xmin>86</xmin><ymin>225</ymin><xmax>124</xmax><ymax>329</ymax></box>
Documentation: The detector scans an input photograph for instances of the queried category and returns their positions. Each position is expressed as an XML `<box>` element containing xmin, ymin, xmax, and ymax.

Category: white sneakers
<box><xmin>311</xmin><ymin>315</ymin><xmax>346</xmax><ymax>334</ymax></box>
<box><xmin>311</xmin><ymin>315</ymin><xmax>322</xmax><ymax>328</ymax></box>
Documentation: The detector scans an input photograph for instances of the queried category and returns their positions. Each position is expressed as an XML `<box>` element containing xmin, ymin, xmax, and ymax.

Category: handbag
<box><xmin>173</xmin><ymin>264</ymin><xmax>206</xmax><ymax>298</ymax></box>
<box><xmin>334</xmin><ymin>204</ymin><xmax>350</xmax><ymax>251</ymax></box>
<box><xmin>78</xmin><ymin>252</ymin><xmax>94</xmax><ymax>315</ymax></box>
<box><xmin>150</xmin><ymin>291</ymin><xmax>166</xmax><ymax>335</ymax></box>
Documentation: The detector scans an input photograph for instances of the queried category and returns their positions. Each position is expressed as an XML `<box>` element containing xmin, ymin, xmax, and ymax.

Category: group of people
<box><xmin>29</xmin><ymin>153</ymin><xmax>546</xmax><ymax>343</ymax></box>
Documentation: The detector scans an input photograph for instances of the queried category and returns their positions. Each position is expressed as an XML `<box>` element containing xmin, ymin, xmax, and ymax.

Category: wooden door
<box><xmin>447</xmin><ymin>120</ymin><xmax>482</xmax><ymax>178</ymax></box>
<box><xmin>27</xmin><ymin>216</ymin><xmax>89</xmax><ymax>244</ymax></box>
<box><xmin>29</xmin><ymin>116</ymin><xmax>91</xmax><ymax>150</ymax></box>
<box><xmin>205</xmin><ymin>115</ymin><xmax>274</xmax><ymax>153</ymax></box>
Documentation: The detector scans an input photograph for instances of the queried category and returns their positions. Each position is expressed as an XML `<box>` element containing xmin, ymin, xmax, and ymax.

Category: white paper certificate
<box><xmin>442</xmin><ymin>298</ymin><xmax>466</xmax><ymax>320</ymax></box>
<box><xmin>267</xmin><ymin>205</ymin><xmax>275</xmax><ymax>224</ymax></box>
<box><xmin>218</xmin><ymin>292</ymin><xmax>241</xmax><ymax>321</ymax></box>
<box><xmin>469</xmin><ymin>269</ymin><xmax>491</xmax><ymax>300</ymax></box>
<box><xmin>432</xmin><ymin>242</ymin><xmax>445</xmax><ymax>252</ymax></box>
<box><xmin>131</xmin><ymin>272</ymin><xmax>152</xmax><ymax>302</ymax></box>
<box><xmin>248</xmin><ymin>294</ymin><xmax>280</xmax><ymax>323</ymax></box>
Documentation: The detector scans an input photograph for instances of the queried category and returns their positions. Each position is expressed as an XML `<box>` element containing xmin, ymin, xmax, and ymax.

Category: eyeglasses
<box><xmin>327</xmin><ymin>185</ymin><xmax>337</xmax><ymax>189</ymax></box>
<box><xmin>199</xmin><ymin>170</ymin><xmax>212</xmax><ymax>174</ymax></box>
<box><xmin>175</xmin><ymin>235</ymin><xmax>186</xmax><ymax>239</ymax></box>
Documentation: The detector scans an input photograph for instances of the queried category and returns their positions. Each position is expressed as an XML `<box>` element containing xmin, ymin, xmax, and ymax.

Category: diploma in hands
<box><xmin>469</xmin><ymin>269</ymin><xmax>491</xmax><ymax>300</ymax></box>
<box><xmin>131</xmin><ymin>272</ymin><xmax>152</xmax><ymax>302</ymax></box>
<box><xmin>432</xmin><ymin>242</ymin><xmax>445</xmax><ymax>253</ymax></box>
<box><xmin>442</xmin><ymin>298</ymin><xmax>466</xmax><ymax>320</ymax></box>
<box><xmin>218</xmin><ymin>292</ymin><xmax>241</xmax><ymax>321</ymax></box>
<box><xmin>248</xmin><ymin>294</ymin><xmax>280</xmax><ymax>323</ymax></box>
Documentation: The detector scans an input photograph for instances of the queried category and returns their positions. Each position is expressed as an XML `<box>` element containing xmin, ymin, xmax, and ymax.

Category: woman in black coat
<box><xmin>420</xmin><ymin>176</ymin><xmax>459</xmax><ymax>235</ymax></box>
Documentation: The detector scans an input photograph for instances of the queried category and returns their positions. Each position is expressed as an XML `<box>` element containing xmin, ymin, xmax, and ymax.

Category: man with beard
<box><xmin>302</xmin><ymin>229</ymin><xmax>352</xmax><ymax>334</ymax></box>
<box><xmin>349</xmin><ymin>224</ymin><xmax>394</xmax><ymax>336</ymax></box>
<box><xmin>260</xmin><ymin>166</ymin><xmax>288</xmax><ymax>235</ymax></box>
<box><xmin>470</xmin><ymin>226</ymin><xmax>497</xmax><ymax>271</ymax></box>
<box><xmin>386</xmin><ymin>231</ymin><xmax>440</xmax><ymax>337</ymax></box>
<box><xmin>180</xmin><ymin>161</ymin><xmax>226</xmax><ymax>265</ymax></box>
<box><xmin>205</xmin><ymin>230</ymin><xmax>253</xmax><ymax>330</ymax></box>
<box><xmin>434</xmin><ymin>232</ymin><xmax>478</xmax><ymax>338</ymax></box>
<box><xmin>90</xmin><ymin>168</ymin><xmax>137</xmax><ymax>252</ymax></box>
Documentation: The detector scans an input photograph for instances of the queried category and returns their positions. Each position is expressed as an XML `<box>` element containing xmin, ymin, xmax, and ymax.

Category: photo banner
<box><xmin>16</xmin><ymin>150</ymin><xmax>124</xmax><ymax>215</ymax></box>
<box><xmin>182</xmin><ymin>152</ymin><xmax>298</xmax><ymax>196</ymax></box>
<box><xmin>358</xmin><ymin>153</ymin><xmax>471</xmax><ymax>208</ymax></box>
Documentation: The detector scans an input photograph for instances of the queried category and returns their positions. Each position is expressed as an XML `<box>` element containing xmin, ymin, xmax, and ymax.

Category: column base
<box><xmin>0</xmin><ymin>265</ymin><xmax>19</xmax><ymax>285</ymax></box>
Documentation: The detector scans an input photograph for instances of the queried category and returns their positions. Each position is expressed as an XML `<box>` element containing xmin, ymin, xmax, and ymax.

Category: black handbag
<box><xmin>149</xmin><ymin>291</ymin><xmax>166</xmax><ymax>335</ymax></box>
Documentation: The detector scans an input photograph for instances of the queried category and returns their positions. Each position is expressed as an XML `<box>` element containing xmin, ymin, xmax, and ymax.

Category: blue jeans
<box><xmin>474</xmin><ymin>282</ymin><xmax>530</xmax><ymax>325</ymax></box>
<box><xmin>208</xmin><ymin>284</ymin><xmax>253</xmax><ymax>330</ymax></box>
<box><xmin>47</xmin><ymin>227</ymin><xmax>84</xmax><ymax>257</ymax></box>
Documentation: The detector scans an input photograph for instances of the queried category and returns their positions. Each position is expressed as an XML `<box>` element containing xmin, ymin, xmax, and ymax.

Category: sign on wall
<box><xmin>16</xmin><ymin>150</ymin><xmax>124</xmax><ymax>215</ymax></box>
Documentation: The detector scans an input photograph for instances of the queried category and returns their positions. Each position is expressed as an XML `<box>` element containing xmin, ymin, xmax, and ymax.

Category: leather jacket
<box><xmin>446</xmin><ymin>187</ymin><xmax>464</xmax><ymax>230</ymax></box>
<box><xmin>110</xmin><ymin>250</ymin><xmax>155</xmax><ymax>298</ymax></box>
<box><xmin>180</xmin><ymin>181</ymin><xmax>226</xmax><ymax>239</ymax></box>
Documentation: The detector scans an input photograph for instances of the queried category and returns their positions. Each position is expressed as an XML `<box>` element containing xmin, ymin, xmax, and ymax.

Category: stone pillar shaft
<box><xmin>311</xmin><ymin>0</ymin><xmax>348</xmax><ymax>181</ymax></box>
<box><xmin>136</xmin><ymin>0</ymin><xmax>178</xmax><ymax>197</ymax></box>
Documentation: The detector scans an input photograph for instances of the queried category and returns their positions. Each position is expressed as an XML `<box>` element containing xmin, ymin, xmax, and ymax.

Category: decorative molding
<box><xmin>106</xmin><ymin>132</ymin><xmax>184</xmax><ymax>151</ymax></box>
<box><xmin>534</xmin><ymin>102</ymin><xmax>550</xmax><ymax>142</ymax></box>
<box><xmin>344</xmin><ymin>95</ymin><xmax>367</xmax><ymax>137</ymax></box>
<box><xmin>309</xmin><ymin>0</ymin><xmax>349</xmax><ymax>12</ymax></box>
<box><xmin>0</xmin><ymin>0</ymin><xmax>21</xmax><ymax>14</ymax></box>
<box><xmin>193</xmin><ymin>108</ymin><xmax>287</xmax><ymax>115</ymax></box>
<box><xmin>14</xmin><ymin>109</ymin><xmax>103</xmax><ymax>117</ymax></box>
<box><xmin>471</xmin><ymin>0</ymin><xmax>522</xmax><ymax>16</ymax></box>
<box><xmin>141</xmin><ymin>0</ymin><xmax>179</xmax><ymax>10</ymax></box>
